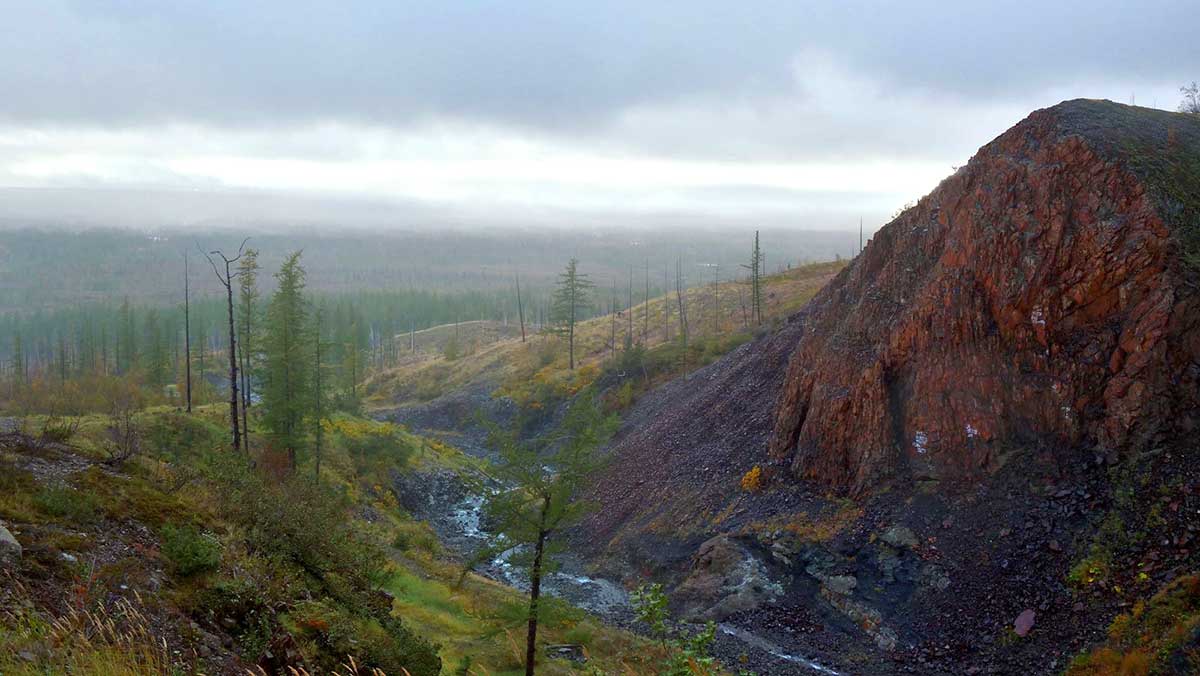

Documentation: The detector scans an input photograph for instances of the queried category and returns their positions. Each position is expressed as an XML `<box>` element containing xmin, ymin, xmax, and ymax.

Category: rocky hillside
<box><xmin>770</xmin><ymin>99</ymin><xmax>1200</xmax><ymax>495</ymax></box>
<box><xmin>581</xmin><ymin>100</ymin><xmax>1200</xmax><ymax>674</ymax></box>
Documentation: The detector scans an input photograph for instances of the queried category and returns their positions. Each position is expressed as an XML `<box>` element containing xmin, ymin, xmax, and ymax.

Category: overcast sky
<box><xmin>0</xmin><ymin>1</ymin><xmax>1195</xmax><ymax>231</ymax></box>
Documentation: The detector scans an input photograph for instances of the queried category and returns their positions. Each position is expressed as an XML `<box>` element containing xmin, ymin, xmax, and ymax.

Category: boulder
<box><xmin>544</xmin><ymin>644</ymin><xmax>587</xmax><ymax>663</ymax></box>
<box><xmin>882</xmin><ymin>525</ymin><xmax>919</xmax><ymax>549</ymax></box>
<box><xmin>674</xmin><ymin>535</ymin><xmax>783</xmax><ymax>621</ymax></box>
<box><xmin>0</xmin><ymin>524</ymin><xmax>21</xmax><ymax>566</ymax></box>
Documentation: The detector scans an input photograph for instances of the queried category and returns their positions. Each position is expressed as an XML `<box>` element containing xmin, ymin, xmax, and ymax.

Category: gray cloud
<box><xmin>4</xmin><ymin>1</ymin><xmax>1195</xmax><ymax>133</ymax></box>
<box><xmin>1</xmin><ymin>1</ymin><xmax>1195</xmax><ymax>227</ymax></box>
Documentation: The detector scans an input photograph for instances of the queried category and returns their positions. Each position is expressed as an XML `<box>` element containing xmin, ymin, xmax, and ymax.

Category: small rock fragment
<box><xmin>1014</xmin><ymin>609</ymin><xmax>1036</xmax><ymax>637</ymax></box>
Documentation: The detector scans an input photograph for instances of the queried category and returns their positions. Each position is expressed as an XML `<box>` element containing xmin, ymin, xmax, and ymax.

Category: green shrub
<box><xmin>225</xmin><ymin>475</ymin><xmax>388</xmax><ymax>599</ymax></box>
<box><xmin>33</xmin><ymin>486</ymin><xmax>98</xmax><ymax>522</ymax></box>
<box><xmin>287</xmin><ymin>599</ymin><xmax>442</xmax><ymax>676</ymax></box>
<box><xmin>189</xmin><ymin>572</ymin><xmax>277</xmax><ymax>656</ymax></box>
<box><xmin>391</xmin><ymin>523</ymin><xmax>441</xmax><ymax>555</ymax></box>
<box><xmin>39</xmin><ymin>415</ymin><xmax>79</xmax><ymax>443</ymax></box>
<box><xmin>161</xmin><ymin>524</ymin><xmax>221</xmax><ymax>577</ymax></box>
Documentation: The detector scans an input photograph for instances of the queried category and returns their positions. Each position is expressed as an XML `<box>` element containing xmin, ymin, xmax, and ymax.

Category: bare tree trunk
<box><xmin>516</xmin><ymin>272</ymin><xmax>526</xmax><ymax>343</ymax></box>
<box><xmin>525</xmin><ymin>498</ymin><xmax>550</xmax><ymax>676</ymax></box>
<box><xmin>314</xmin><ymin>311</ymin><xmax>323</xmax><ymax>482</ymax></box>
<box><xmin>643</xmin><ymin>259</ymin><xmax>649</xmax><ymax>344</ymax></box>
<box><xmin>738</xmin><ymin>286</ymin><xmax>749</xmax><ymax>328</ymax></box>
<box><xmin>567</xmin><ymin>285</ymin><xmax>576</xmax><ymax>370</ymax></box>
<box><xmin>712</xmin><ymin>264</ymin><xmax>720</xmax><ymax>335</ymax></box>
<box><xmin>626</xmin><ymin>266</ymin><xmax>633</xmax><ymax>351</ymax></box>
<box><xmin>223</xmin><ymin>274</ymin><xmax>241</xmax><ymax>451</ymax></box>
<box><xmin>609</xmin><ymin>279</ymin><xmax>616</xmax><ymax>359</ymax></box>
<box><xmin>240</xmin><ymin>325</ymin><xmax>250</xmax><ymax>452</ymax></box>
<box><xmin>675</xmin><ymin>258</ymin><xmax>688</xmax><ymax>350</ymax></box>
<box><xmin>663</xmin><ymin>264</ymin><xmax>671</xmax><ymax>342</ymax></box>
<box><xmin>184</xmin><ymin>253</ymin><xmax>192</xmax><ymax>413</ymax></box>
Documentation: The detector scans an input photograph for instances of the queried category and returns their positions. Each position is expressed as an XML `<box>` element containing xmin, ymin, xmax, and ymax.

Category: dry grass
<box><xmin>367</xmin><ymin>260</ymin><xmax>845</xmax><ymax>409</ymax></box>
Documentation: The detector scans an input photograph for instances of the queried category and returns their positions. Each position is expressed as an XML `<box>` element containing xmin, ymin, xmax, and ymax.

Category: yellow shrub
<box><xmin>741</xmin><ymin>465</ymin><xmax>764</xmax><ymax>492</ymax></box>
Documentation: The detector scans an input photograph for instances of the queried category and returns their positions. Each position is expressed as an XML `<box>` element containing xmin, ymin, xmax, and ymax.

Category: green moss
<box><xmin>73</xmin><ymin>467</ymin><xmax>193</xmax><ymax>527</ymax></box>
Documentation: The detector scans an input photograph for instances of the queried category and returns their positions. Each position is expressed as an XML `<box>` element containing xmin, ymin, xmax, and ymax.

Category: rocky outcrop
<box><xmin>674</xmin><ymin>535</ymin><xmax>783</xmax><ymax>621</ymax></box>
<box><xmin>769</xmin><ymin>100</ymin><xmax>1200</xmax><ymax>495</ymax></box>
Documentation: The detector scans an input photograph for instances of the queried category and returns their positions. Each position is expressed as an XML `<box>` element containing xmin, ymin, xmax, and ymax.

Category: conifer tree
<box><xmin>478</xmin><ymin>390</ymin><xmax>616</xmax><ymax>676</ymax></box>
<box><xmin>260</xmin><ymin>251</ymin><xmax>312</xmax><ymax>470</ymax></box>
<box><xmin>549</xmin><ymin>258</ymin><xmax>593</xmax><ymax>370</ymax></box>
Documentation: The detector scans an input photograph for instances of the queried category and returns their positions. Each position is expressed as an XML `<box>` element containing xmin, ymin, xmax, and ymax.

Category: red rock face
<box><xmin>769</xmin><ymin>100</ymin><xmax>1200</xmax><ymax>495</ymax></box>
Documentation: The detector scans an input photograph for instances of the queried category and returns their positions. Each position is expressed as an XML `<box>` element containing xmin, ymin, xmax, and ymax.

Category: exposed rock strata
<box><xmin>769</xmin><ymin>100</ymin><xmax>1200</xmax><ymax>494</ymax></box>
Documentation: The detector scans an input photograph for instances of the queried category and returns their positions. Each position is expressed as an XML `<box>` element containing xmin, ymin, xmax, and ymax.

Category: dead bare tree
<box><xmin>609</xmin><ymin>278</ymin><xmax>618</xmax><ymax>359</ymax></box>
<box><xmin>643</xmin><ymin>259</ymin><xmax>650</xmax><ymax>344</ymax></box>
<box><xmin>515</xmin><ymin>271</ymin><xmax>527</xmax><ymax>343</ymax></box>
<box><xmin>663</xmin><ymin>264</ymin><xmax>671</xmax><ymax>342</ymax></box>
<box><xmin>183</xmin><ymin>252</ymin><xmax>192</xmax><ymax>413</ymax></box>
<box><xmin>103</xmin><ymin>405</ymin><xmax>141</xmax><ymax>468</ymax></box>
<box><xmin>626</xmin><ymin>266</ymin><xmax>633</xmax><ymax>351</ymax></box>
<box><xmin>675</xmin><ymin>257</ymin><xmax>689</xmax><ymax>351</ymax></box>
<box><xmin>199</xmin><ymin>237</ymin><xmax>249</xmax><ymax>452</ymax></box>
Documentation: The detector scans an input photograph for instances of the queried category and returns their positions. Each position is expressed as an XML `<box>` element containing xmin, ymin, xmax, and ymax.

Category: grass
<box><xmin>364</xmin><ymin>260</ymin><xmax>845</xmax><ymax>412</ymax></box>
<box><xmin>743</xmin><ymin>499</ymin><xmax>863</xmax><ymax>543</ymax></box>
<box><xmin>1067</xmin><ymin>574</ymin><xmax>1200</xmax><ymax>675</ymax></box>
<box><xmin>0</xmin><ymin>403</ymin><xmax>668</xmax><ymax>675</ymax></box>
<box><xmin>0</xmin><ymin>596</ymin><xmax>179</xmax><ymax>676</ymax></box>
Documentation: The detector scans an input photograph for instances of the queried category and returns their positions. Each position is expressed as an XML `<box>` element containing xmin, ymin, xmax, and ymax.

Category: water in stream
<box><xmin>438</xmin><ymin>491</ymin><xmax>841</xmax><ymax>675</ymax></box>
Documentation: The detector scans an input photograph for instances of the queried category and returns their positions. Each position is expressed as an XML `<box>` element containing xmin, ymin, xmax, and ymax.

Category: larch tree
<box><xmin>549</xmin><ymin>258</ymin><xmax>593</xmax><ymax>370</ymax></box>
<box><xmin>741</xmin><ymin>231</ymin><xmax>764</xmax><ymax>326</ymax></box>
<box><xmin>478</xmin><ymin>390</ymin><xmax>617</xmax><ymax>676</ymax></box>
<box><xmin>260</xmin><ymin>251</ymin><xmax>312</xmax><ymax>470</ymax></box>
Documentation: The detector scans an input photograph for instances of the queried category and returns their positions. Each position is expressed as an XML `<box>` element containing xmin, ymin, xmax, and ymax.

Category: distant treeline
<box><xmin>0</xmin><ymin>287</ymin><xmax>558</xmax><ymax>385</ymax></box>
<box><xmin>0</xmin><ymin>226</ymin><xmax>855</xmax><ymax>312</ymax></box>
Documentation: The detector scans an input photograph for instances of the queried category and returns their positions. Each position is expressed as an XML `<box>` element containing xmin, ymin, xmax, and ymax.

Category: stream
<box><xmin>436</xmin><ymin>489</ymin><xmax>842</xmax><ymax>675</ymax></box>
<box><xmin>381</xmin><ymin>405</ymin><xmax>840</xmax><ymax>674</ymax></box>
